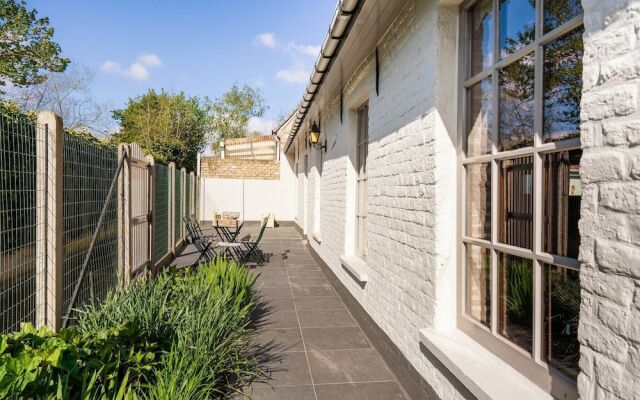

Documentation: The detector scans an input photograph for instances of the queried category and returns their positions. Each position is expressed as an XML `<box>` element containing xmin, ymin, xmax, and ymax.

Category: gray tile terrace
<box><xmin>171</xmin><ymin>222</ymin><xmax>408</xmax><ymax>400</ymax></box>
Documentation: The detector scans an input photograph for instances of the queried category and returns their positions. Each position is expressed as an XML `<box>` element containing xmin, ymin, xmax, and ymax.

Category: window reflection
<box><xmin>499</xmin><ymin>0</ymin><xmax>535</xmax><ymax>58</ymax></box>
<box><xmin>471</xmin><ymin>0</ymin><xmax>494</xmax><ymax>76</ymax></box>
<box><xmin>498</xmin><ymin>253</ymin><xmax>533</xmax><ymax>353</ymax></box>
<box><xmin>467</xmin><ymin>163</ymin><xmax>492</xmax><ymax>240</ymax></box>
<box><xmin>544</xmin><ymin>264</ymin><xmax>580</xmax><ymax>380</ymax></box>
<box><xmin>544</xmin><ymin>0</ymin><xmax>583</xmax><ymax>33</ymax></box>
<box><xmin>499</xmin><ymin>156</ymin><xmax>533</xmax><ymax>249</ymax></box>
<box><xmin>543</xmin><ymin>150</ymin><xmax>582</xmax><ymax>259</ymax></box>
<box><xmin>499</xmin><ymin>54</ymin><xmax>534</xmax><ymax>151</ymax></box>
<box><xmin>467</xmin><ymin>78</ymin><xmax>493</xmax><ymax>157</ymax></box>
<box><xmin>544</xmin><ymin>28</ymin><xmax>584</xmax><ymax>143</ymax></box>
<box><xmin>466</xmin><ymin>245</ymin><xmax>492</xmax><ymax>328</ymax></box>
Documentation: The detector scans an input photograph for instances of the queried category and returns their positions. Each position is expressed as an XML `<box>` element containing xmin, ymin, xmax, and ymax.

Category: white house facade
<box><xmin>276</xmin><ymin>0</ymin><xmax>640</xmax><ymax>399</ymax></box>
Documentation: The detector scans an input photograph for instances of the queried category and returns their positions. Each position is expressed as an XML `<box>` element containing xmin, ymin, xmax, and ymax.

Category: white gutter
<box><xmin>284</xmin><ymin>0</ymin><xmax>363</xmax><ymax>152</ymax></box>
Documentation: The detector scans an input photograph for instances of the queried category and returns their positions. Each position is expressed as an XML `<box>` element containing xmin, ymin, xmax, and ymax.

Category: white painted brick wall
<box><xmin>579</xmin><ymin>1</ymin><xmax>640</xmax><ymax>398</ymax></box>
<box><xmin>299</xmin><ymin>2</ymin><xmax>465</xmax><ymax>399</ymax></box>
<box><xmin>289</xmin><ymin>0</ymin><xmax>640</xmax><ymax>399</ymax></box>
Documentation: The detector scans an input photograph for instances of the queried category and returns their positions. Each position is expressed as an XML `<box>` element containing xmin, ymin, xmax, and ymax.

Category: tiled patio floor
<box><xmin>172</xmin><ymin>222</ymin><xmax>408</xmax><ymax>400</ymax></box>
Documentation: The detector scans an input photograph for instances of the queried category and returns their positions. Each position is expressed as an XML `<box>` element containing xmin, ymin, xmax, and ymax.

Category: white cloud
<box><xmin>289</xmin><ymin>43</ymin><xmax>321</xmax><ymax>57</ymax></box>
<box><xmin>276</xmin><ymin>62</ymin><xmax>309</xmax><ymax>84</ymax></box>
<box><xmin>255</xmin><ymin>33</ymin><xmax>277</xmax><ymax>48</ymax></box>
<box><xmin>100</xmin><ymin>53</ymin><xmax>163</xmax><ymax>81</ymax></box>
<box><xmin>248</xmin><ymin>117</ymin><xmax>275</xmax><ymax>134</ymax></box>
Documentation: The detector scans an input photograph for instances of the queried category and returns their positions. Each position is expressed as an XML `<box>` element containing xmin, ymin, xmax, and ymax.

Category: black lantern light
<box><xmin>308</xmin><ymin>121</ymin><xmax>326</xmax><ymax>152</ymax></box>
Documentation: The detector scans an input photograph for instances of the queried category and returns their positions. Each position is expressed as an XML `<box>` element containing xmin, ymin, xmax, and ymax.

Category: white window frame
<box><xmin>457</xmin><ymin>0</ymin><xmax>584</xmax><ymax>398</ymax></box>
<box><xmin>356</xmin><ymin>103</ymin><xmax>369</xmax><ymax>260</ymax></box>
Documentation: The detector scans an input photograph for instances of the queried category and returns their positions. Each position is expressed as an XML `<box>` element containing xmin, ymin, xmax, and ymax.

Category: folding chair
<box><xmin>218</xmin><ymin>217</ymin><xmax>268</xmax><ymax>265</ymax></box>
<box><xmin>184</xmin><ymin>217</ymin><xmax>218</xmax><ymax>265</ymax></box>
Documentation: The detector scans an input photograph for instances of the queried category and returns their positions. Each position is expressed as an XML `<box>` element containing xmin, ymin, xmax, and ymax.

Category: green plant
<box><xmin>0</xmin><ymin>257</ymin><xmax>261</xmax><ymax>399</ymax></box>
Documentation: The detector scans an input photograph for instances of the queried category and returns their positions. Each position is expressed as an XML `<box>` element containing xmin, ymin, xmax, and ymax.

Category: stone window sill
<box><xmin>339</xmin><ymin>255</ymin><xmax>368</xmax><ymax>283</ymax></box>
<box><xmin>419</xmin><ymin>328</ymin><xmax>552</xmax><ymax>400</ymax></box>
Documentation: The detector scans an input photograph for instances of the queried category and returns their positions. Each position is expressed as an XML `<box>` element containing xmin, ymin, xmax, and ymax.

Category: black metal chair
<box><xmin>184</xmin><ymin>217</ymin><xmax>218</xmax><ymax>265</ymax></box>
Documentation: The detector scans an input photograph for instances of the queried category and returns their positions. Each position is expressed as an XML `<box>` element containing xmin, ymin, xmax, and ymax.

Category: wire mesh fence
<box><xmin>154</xmin><ymin>164</ymin><xmax>169</xmax><ymax>261</ymax></box>
<box><xmin>186</xmin><ymin>173</ymin><xmax>192</xmax><ymax>218</ymax></box>
<box><xmin>62</xmin><ymin>134</ymin><xmax>119</xmax><ymax>320</ymax></box>
<box><xmin>0</xmin><ymin>114</ymin><xmax>45</xmax><ymax>333</ymax></box>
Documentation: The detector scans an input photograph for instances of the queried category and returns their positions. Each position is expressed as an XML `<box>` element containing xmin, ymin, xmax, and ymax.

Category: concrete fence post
<box><xmin>181</xmin><ymin>168</ymin><xmax>187</xmax><ymax>242</ymax></box>
<box><xmin>35</xmin><ymin>111</ymin><xmax>64</xmax><ymax>330</ymax></box>
<box><xmin>117</xmin><ymin>144</ymin><xmax>131</xmax><ymax>287</ymax></box>
<box><xmin>147</xmin><ymin>155</ymin><xmax>155</xmax><ymax>269</ymax></box>
<box><xmin>168</xmin><ymin>162</ymin><xmax>176</xmax><ymax>254</ymax></box>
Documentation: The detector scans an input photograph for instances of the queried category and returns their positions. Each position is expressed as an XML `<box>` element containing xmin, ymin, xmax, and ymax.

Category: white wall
<box><xmin>199</xmin><ymin>153</ymin><xmax>296</xmax><ymax>222</ymax></box>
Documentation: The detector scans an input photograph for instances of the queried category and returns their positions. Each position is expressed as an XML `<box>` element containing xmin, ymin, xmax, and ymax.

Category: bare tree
<box><xmin>9</xmin><ymin>64</ymin><xmax>113</xmax><ymax>136</ymax></box>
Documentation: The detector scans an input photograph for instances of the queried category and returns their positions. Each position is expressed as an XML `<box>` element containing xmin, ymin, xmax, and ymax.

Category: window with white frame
<box><xmin>356</xmin><ymin>104</ymin><xmax>369</xmax><ymax>259</ymax></box>
<box><xmin>460</xmin><ymin>0</ymin><xmax>583</xmax><ymax>396</ymax></box>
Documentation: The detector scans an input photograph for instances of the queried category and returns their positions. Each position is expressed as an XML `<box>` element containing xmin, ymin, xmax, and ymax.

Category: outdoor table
<box><xmin>213</xmin><ymin>215</ymin><xmax>244</xmax><ymax>243</ymax></box>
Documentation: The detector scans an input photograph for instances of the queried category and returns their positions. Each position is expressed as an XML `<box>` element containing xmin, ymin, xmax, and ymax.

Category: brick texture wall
<box><xmin>579</xmin><ymin>1</ymin><xmax>640</xmax><ymax>398</ymax></box>
<box><xmin>200</xmin><ymin>157</ymin><xmax>280</xmax><ymax>180</ymax></box>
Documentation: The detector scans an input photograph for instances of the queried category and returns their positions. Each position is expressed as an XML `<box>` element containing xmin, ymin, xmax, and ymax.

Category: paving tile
<box><xmin>286</xmin><ymin>264</ymin><xmax>321</xmax><ymax>271</ymax></box>
<box><xmin>294</xmin><ymin>296</ymin><xmax>345</xmax><ymax>311</ymax></box>
<box><xmin>287</xmin><ymin>270</ymin><xmax>326</xmax><ymax>279</ymax></box>
<box><xmin>297</xmin><ymin>309</ymin><xmax>356</xmax><ymax>328</ymax></box>
<box><xmin>315</xmin><ymin>382</ymin><xmax>407</xmax><ymax>400</ymax></box>
<box><xmin>289</xmin><ymin>277</ymin><xmax>331</xmax><ymax>288</ymax></box>
<box><xmin>257</xmin><ymin>278</ymin><xmax>291</xmax><ymax>288</ymax></box>
<box><xmin>307</xmin><ymin>349</ymin><xmax>396</xmax><ymax>384</ymax></box>
<box><xmin>259</xmin><ymin>286</ymin><xmax>293</xmax><ymax>298</ymax></box>
<box><xmin>301</xmin><ymin>327</ymin><xmax>370</xmax><ymax>351</ymax></box>
<box><xmin>264</xmin><ymin>309</ymin><xmax>299</xmax><ymax>329</ymax></box>
<box><xmin>264</xmin><ymin>297</ymin><xmax>295</xmax><ymax>311</ymax></box>
<box><xmin>291</xmin><ymin>285</ymin><xmax>335</xmax><ymax>297</ymax></box>
<box><xmin>254</xmin><ymin>352</ymin><xmax>312</xmax><ymax>387</ymax></box>
<box><xmin>258</xmin><ymin>328</ymin><xmax>304</xmax><ymax>352</ymax></box>
<box><xmin>239</xmin><ymin>385</ymin><xmax>315</xmax><ymax>400</ymax></box>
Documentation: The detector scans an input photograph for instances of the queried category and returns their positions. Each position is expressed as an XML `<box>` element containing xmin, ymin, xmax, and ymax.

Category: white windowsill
<box><xmin>419</xmin><ymin>328</ymin><xmax>552</xmax><ymax>400</ymax></box>
<box><xmin>312</xmin><ymin>232</ymin><xmax>322</xmax><ymax>243</ymax></box>
<box><xmin>339</xmin><ymin>255</ymin><xmax>368</xmax><ymax>283</ymax></box>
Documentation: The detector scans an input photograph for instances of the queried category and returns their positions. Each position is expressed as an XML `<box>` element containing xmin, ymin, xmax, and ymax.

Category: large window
<box><xmin>356</xmin><ymin>104</ymin><xmax>369</xmax><ymax>259</ymax></box>
<box><xmin>461</xmin><ymin>0</ymin><xmax>583</xmax><ymax>396</ymax></box>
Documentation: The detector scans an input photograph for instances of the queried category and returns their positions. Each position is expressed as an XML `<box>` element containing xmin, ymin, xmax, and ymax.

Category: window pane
<box><xmin>466</xmin><ymin>163</ymin><xmax>492</xmax><ymax>240</ymax></box>
<box><xmin>470</xmin><ymin>0</ymin><xmax>494</xmax><ymax>76</ymax></box>
<box><xmin>544</xmin><ymin>0</ymin><xmax>583</xmax><ymax>33</ymax></box>
<box><xmin>544</xmin><ymin>264</ymin><xmax>580</xmax><ymax>380</ymax></box>
<box><xmin>467</xmin><ymin>78</ymin><xmax>493</xmax><ymax>157</ymax></box>
<box><xmin>543</xmin><ymin>27</ymin><xmax>584</xmax><ymax>143</ymax></box>
<box><xmin>499</xmin><ymin>0</ymin><xmax>535</xmax><ymax>58</ymax></box>
<box><xmin>499</xmin><ymin>156</ymin><xmax>533</xmax><ymax>249</ymax></box>
<box><xmin>466</xmin><ymin>245</ymin><xmax>492</xmax><ymax>328</ymax></box>
<box><xmin>498</xmin><ymin>253</ymin><xmax>533</xmax><ymax>353</ymax></box>
<box><xmin>543</xmin><ymin>150</ymin><xmax>582</xmax><ymax>259</ymax></box>
<box><xmin>499</xmin><ymin>54</ymin><xmax>534</xmax><ymax>151</ymax></box>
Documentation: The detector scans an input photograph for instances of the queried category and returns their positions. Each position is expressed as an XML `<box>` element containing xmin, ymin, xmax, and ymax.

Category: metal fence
<box><xmin>0</xmin><ymin>114</ymin><xmax>45</xmax><ymax>332</ymax></box>
<box><xmin>0</xmin><ymin>110</ymin><xmax>198</xmax><ymax>333</ymax></box>
<box><xmin>62</xmin><ymin>134</ymin><xmax>119</xmax><ymax>317</ymax></box>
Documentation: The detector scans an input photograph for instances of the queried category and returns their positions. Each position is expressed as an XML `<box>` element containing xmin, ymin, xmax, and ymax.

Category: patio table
<box><xmin>213</xmin><ymin>214</ymin><xmax>244</xmax><ymax>243</ymax></box>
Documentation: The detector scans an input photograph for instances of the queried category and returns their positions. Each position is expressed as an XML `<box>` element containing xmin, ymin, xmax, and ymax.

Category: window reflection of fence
<box><xmin>0</xmin><ymin>110</ymin><xmax>199</xmax><ymax>333</ymax></box>
<box><xmin>499</xmin><ymin>156</ymin><xmax>534</xmax><ymax>249</ymax></box>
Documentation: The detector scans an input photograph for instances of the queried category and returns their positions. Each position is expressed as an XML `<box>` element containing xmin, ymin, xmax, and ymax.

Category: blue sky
<box><xmin>28</xmin><ymin>0</ymin><xmax>336</xmax><ymax>133</ymax></box>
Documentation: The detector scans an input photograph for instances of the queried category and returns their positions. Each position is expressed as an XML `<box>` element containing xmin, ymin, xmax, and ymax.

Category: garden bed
<box><xmin>0</xmin><ymin>258</ymin><xmax>262</xmax><ymax>399</ymax></box>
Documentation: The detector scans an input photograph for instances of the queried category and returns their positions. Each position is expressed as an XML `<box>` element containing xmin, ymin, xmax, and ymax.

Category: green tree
<box><xmin>111</xmin><ymin>90</ymin><xmax>211</xmax><ymax>171</ymax></box>
<box><xmin>0</xmin><ymin>0</ymin><xmax>69</xmax><ymax>92</ymax></box>
<box><xmin>210</xmin><ymin>83</ymin><xmax>267</xmax><ymax>151</ymax></box>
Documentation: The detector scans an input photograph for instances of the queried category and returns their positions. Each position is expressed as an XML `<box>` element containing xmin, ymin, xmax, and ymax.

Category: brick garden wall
<box><xmin>200</xmin><ymin>157</ymin><xmax>280</xmax><ymax>180</ymax></box>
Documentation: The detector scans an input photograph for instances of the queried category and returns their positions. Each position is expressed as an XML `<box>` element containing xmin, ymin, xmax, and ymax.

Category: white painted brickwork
<box><xmin>295</xmin><ymin>2</ymin><xmax>464</xmax><ymax>399</ymax></box>
<box><xmin>579</xmin><ymin>0</ymin><xmax>640</xmax><ymax>399</ymax></box>
<box><xmin>289</xmin><ymin>0</ymin><xmax>640</xmax><ymax>399</ymax></box>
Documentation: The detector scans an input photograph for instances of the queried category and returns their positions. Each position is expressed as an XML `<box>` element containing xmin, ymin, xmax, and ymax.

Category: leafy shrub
<box><xmin>0</xmin><ymin>257</ymin><xmax>259</xmax><ymax>399</ymax></box>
